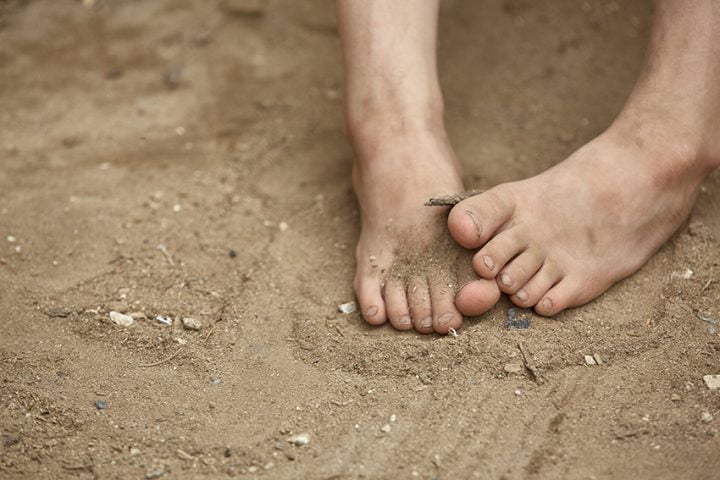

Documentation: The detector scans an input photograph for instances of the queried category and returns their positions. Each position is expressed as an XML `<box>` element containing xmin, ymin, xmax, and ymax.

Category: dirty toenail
<box><xmin>420</xmin><ymin>317</ymin><xmax>433</xmax><ymax>328</ymax></box>
<box><xmin>438</xmin><ymin>313</ymin><xmax>455</xmax><ymax>326</ymax></box>
<box><xmin>541</xmin><ymin>298</ymin><xmax>552</xmax><ymax>312</ymax></box>
<box><xmin>366</xmin><ymin>305</ymin><xmax>378</xmax><ymax>317</ymax></box>
<box><xmin>500</xmin><ymin>273</ymin><xmax>512</xmax><ymax>287</ymax></box>
<box><xmin>399</xmin><ymin>315</ymin><xmax>412</xmax><ymax>326</ymax></box>
<box><xmin>483</xmin><ymin>255</ymin><xmax>495</xmax><ymax>271</ymax></box>
<box><xmin>515</xmin><ymin>289</ymin><xmax>528</xmax><ymax>302</ymax></box>
<box><xmin>465</xmin><ymin>210</ymin><xmax>482</xmax><ymax>237</ymax></box>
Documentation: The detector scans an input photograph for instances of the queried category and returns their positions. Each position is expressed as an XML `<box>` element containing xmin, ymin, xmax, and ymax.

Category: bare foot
<box><xmin>448</xmin><ymin>124</ymin><xmax>719</xmax><ymax>316</ymax></box>
<box><xmin>352</xmin><ymin>127</ymin><xmax>500</xmax><ymax>334</ymax></box>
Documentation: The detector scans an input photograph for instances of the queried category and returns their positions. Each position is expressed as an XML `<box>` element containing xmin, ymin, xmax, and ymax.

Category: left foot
<box><xmin>448</xmin><ymin>122</ymin><xmax>719</xmax><ymax>316</ymax></box>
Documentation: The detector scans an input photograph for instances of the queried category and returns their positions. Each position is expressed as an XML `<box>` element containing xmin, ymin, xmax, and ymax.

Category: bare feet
<box><xmin>448</xmin><ymin>123</ymin><xmax>719</xmax><ymax>317</ymax></box>
<box><xmin>351</xmin><ymin>127</ymin><xmax>500</xmax><ymax>334</ymax></box>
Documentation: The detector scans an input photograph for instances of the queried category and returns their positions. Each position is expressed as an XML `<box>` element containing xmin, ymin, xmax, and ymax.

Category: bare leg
<box><xmin>337</xmin><ymin>0</ymin><xmax>500</xmax><ymax>334</ymax></box>
<box><xmin>449</xmin><ymin>0</ymin><xmax>720</xmax><ymax>316</ymax></box>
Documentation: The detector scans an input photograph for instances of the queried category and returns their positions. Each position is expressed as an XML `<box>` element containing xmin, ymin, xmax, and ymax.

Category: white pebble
<box><xmin>109</xmin><ymin>311</ymin><xmax>133</xmax><ymax>327</ymax></box>
<box><xmin>380</xmin><ymin>424</ymin><xmax>391</xmax><ymax>433</ymax></box>
<box><xmin>182</xmin><ymin>317</ymin><xmax>202</xmax><ymax>331</ymax></box>
<box><xmin>701</xmin><ymin>412</ymin><xmax>713</xmax><ymax>423</ymax></box>
<box><xmin>338</xmin><ymin>302</ymin><xmax>357</xmax><ymax>314</ymax></box>
<box><xmin>278</xmin><ymin>221</ymin><xmax>288</xmax><ymax>232</ymax></box>
<box><xmin>584</xmin><ymin>355</ymin><xmax>597</xmax><ymax>366</ymax></box>
<box><xmin>6</xmin><ymin>235</ymin><xmax>16</xmax><ymax>242</ymax></box>
<box><xmin>389</xmin><ymin>414</ymin><xmax>396</xmax><ymax>423</ymax></box>
<box><xmin>704</xmin><ymin>375</ymin><xmax>720</xmax><ymax>391</ymax></box>
<box><xmin>287</xmin><ymin>433</ymin><xmax>310</xmax><ymax>446</ymax></box>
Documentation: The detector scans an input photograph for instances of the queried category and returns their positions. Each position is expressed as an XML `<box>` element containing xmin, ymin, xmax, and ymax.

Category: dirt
<box><xmin>1</xmin><ymin>0</ymin><xmax>719</xmax><ymax>479</ymax></box>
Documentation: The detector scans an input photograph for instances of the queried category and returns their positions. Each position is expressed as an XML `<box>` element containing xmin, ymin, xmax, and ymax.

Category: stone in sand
<box><xmin>109</xmin><ymin>311</ymin><xmax>133</xmax><ymax>327</ymax></box>
<box><xmin>703</xmin><ymin>374</ymin><xmax>720</xmax><ymax>391</ymax></box>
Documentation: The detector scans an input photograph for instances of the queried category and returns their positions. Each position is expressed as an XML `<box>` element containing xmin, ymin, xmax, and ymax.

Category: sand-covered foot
<box><xmin>352</xmin><ymin>130</ymin><xmax>500</xmax><ymax>334</ymax></box>
<box><xmin>448</xmin><ymin>126</ymin><xmax>719</xmax><ymax>317</ymax></box>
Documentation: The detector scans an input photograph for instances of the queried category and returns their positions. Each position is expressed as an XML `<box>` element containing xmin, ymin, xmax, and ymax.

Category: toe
<box><xmin>510</xmin><ymin>263</ymin><xmax>561</xmax><ymax>309</ymax></box>
<box><xmin>407</xmin><ymin>276</ymin><xmax>434</xmax><ymax>334</ymax></box>
<box><xmin>448</xmin><ymin>187</ymin><xmax>515</xmax><ymax>249</ymax></box>
<box><xmin>354</xmin><ymin>272</ymin><xmax>387</xmax><ymax>326</ymax></box>
<box><xmin>535</xmin><ymin>278</ymin><xmax>594</xmax><ymax>317</ymax></box>
<box><xmin>429</xmin><ymin>276</ymin><xmax>462</xmax><ymax>334</ymax></box>
<box><xmin>383</xmin><ymin>278</ymin><xmax>413</xmax><ymax>331</ymax></box>
<box><xmin>455</xmin><ymin>278</ymin><xmax>502</xmax><ymax>317</ymax></box>
<box><xmin>496</xmin><ymin>248</ymin><xmax>544</xmax><ymax>294</ymax></box>
<box><xmin>473</xmin><ymin>228</ymin><xmax>527</xmax><ymax>279</ymax></box>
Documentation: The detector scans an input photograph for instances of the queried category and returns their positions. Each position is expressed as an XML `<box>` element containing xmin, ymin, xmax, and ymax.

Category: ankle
<box><xmin>347</xmin><ymin>110</ymin><xmax>448</xmax><ymax>162</ymax></box>
<box><xmin>344</xmin><ymin>88</ymin><xmax>445</xmax><ymax>150</ymax></box>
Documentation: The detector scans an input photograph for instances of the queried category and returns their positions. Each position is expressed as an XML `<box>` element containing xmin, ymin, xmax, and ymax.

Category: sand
<box><xmin>1</xmin><ymin>0</ymin><xmax>719</xmax><ymax>478</ymax></box>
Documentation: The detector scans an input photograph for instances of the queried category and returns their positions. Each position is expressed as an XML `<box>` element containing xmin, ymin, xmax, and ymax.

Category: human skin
<box><xmin>337</xmin><ymin>0</ymin><xmax>720</xmax><ymax>332</ymax></box>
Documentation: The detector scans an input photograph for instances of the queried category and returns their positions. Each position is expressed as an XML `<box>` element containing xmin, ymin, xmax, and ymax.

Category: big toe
<box><xmin>455</xmin><ymin>278</ymin><xmax>502</xmax><ymax>317</ymax></box>
<box><xmin>448</xmin><ymin>188</ymin><xmax>515</xmax><ymax>249</ymax></box>
<box><xmin>354</xmin><ymin>273</ymin><xmax>387</xmax><ymax>326</ymax></box>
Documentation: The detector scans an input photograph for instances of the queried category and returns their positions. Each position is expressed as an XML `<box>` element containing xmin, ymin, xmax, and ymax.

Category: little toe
<box><xmin>448</xmin><ymin>187</ymin><xmax>516</xmax><ymax>249</ymax></box>
<box><xmin>354</xmin><ymin>273</ymin><xmax>387</xmax><ymax>326</ymax></box>
<box><xmin>383</xmin><ymin>278</ymin><xmax>413</xmax><ymax>331</ymax></box>
<box><xmin>407</xmin><ymin>276</ymin><xmax>434</xmax><ymax>334</ymax></box>
<box><xmin>497</xmin><ymin>248</ymin><xmax>544</xmax><ymax>294</ymax></box>
<box><xmin>535</xmin><ymin>278</ymin><xmax>593</xmax><ymax>317</ymax></box>
<box><xmin>510</xmin><ymin>263</ymin><xmax>561</xmax><ymax>309</ymax></box>
<box><xmin>455</xmin><ymin>278</ymin><xmax>502</xmax><ymax>317</ymax></box>
<box><xmin>429</xmin><ymin>277</ymin><xmax>462</xmax><ymax>334</ymax></box>
<box><xmin>473</xmin><ymin>228</ymin><xmax>527</xmax><ymax>279</ymax></box>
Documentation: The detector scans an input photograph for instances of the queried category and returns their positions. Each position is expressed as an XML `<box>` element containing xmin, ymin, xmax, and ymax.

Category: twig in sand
<box><xmin>139</xmin><ymin>348</ymin><xmax>182</xmax><ymax>368</ymax></box>
<box><xmin>204</xmin><ymin>325</ymin><xmax>216</xmax><ymax>342</ymax></box>
<box><xmin>518</xmin><ymin>341</ymin><xmax>546</xmax><ymax>385</ymax></box>
<box><xmin>701</xmin><ymin>279</ymin><xmax>713</xmax><ymax>293</ymax></box>
<box><xmin>425</xmin><ymin>190</ymin><xmax>484</xmax><ymax>207</ymax></box>
<box><xmin>157</xmin><ymin>244</ymin><xmax>175</xmax><ymax>266</ymax></box>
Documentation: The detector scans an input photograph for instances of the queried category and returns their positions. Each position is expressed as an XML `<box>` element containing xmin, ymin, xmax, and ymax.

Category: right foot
<box><xmin>351</xmin><ymin>126</ymin><xmax>501</xmax><ymax>334</ymax></box>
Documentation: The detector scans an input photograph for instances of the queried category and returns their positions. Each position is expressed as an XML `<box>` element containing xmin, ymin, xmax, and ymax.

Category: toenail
<box><xmin>366</xmin><ymin>305</ymin><xmax>378</xmax><ymax>317</ymax></box>
<box><xmin>483</xmin><ymin>255</ymin><xmax>495</xmax><ymax>271</ymax></box>
<box><xmin>541</xmin><ymin>298</ymin><xmax>552</xmax><ymax>312</ymax></box>
<box><xmin>465</xmin><ymin>210</ymin><xmax>482</xmax><ymax>238</ymax></box>
<box><xmin>420</xmin><ymin>317</ymin><xmax>433</xmax><ymax>329</ymax></box>
<box><xmin>515</xmin><ymin>289</ymin><xmax>528</xmax><ymax>302</ymax></box>
<box><xmin>399</xmin><ymin>315</ymin><xmax>412</xmax><ymax>326</ymax></box>
<box><xmin>500</xmin><ymin>273</ymin><xmax>512</xmax><ymax>287</ymax></box>
<box><xmin>438</xmin><ymin>313</ymin><xmax>455</xmax><ymax>326</ymax></box>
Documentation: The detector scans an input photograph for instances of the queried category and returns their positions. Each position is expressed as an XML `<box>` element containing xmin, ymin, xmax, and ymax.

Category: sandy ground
<box><xmin>1</xmin><ymin>0</ymin><xmax>720</xmax><ymax>478</ymax></box>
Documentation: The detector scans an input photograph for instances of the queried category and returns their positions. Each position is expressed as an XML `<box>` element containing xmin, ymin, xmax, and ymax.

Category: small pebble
<box><xmin>145</xmin><ymin>467</ymin><xmax>165</xmax><ymax>479</ymax></box>
<box><xmin>176</xmin><ymin>449</ymin><xmax>193</xmax><ymax>460</ymax></box>
<box><xmin>6</xmin><ymin>235</ymin><xmax>16</xmax><ymax>242</ymax></box>
<box><xmin>514</xmin><ymin>389</ymin><xmax>522</xmax><ymax>396</ymax></box>
<box><xmin>701</xmin><ymin>412</ymin><xmax>713</xmax><ymax>423</ymax></box>
<box><xmin>211</xmin><ymin>377</ymin><xmax>222</xmax><ymax>385</ymax></box>
<box><xmin>703</xmin><ymin>374</ymin><xmax>720</xmax><ymax>391</ymax></box>
<box><xmin>380</xmin><ymin>424</ymin><xmax>391</xmax><ymax>433</ymax></box>
<box><xmin>278</xmin><ymin>221</ymin><xmax>288</xmax><ymax>232</ymax></box>
<box><xmin>584</xmin><ymin>355</ymin><xmax>597</xmax><ymax>366</ymax></box>
<box><xmin>389</xmin><ymin>414</ymin><xmax>396</xmax><ymax>423</ymax></box>
<box><xmin>109</xmin><ymin>311</ymin><xmax>133</xmax><ymax>327</ymax></box>
<box><xmin>129</xmin><ymin>311</ymin><xmax>147</xmax><ymax>320</ymax></box>
<box><xmin>287</xmin><ymin>433</ymin><xmax>310</xmax><ymax>446</ymax></box>
<box><xmin>3</xmin><ymin>434</ymin><xmax>20</xmax><ymax>447</ymax></box>
<box><xmin>95</xmin><ymin>400</ymin><xmax>107</xmax><ymax>410</ymax></box>
<box><xmin>248</xmin><ymin>466</ymin><xmax>258</xmax><ymax>473</ymax></box>
<box><xmin>670</xmin><ymin>394</ymin><xmax>681</xmax><ymax>402</ymax></box>
<box><xmin>504</xmin><ymin>363</ymin><xmax>524</xmax><ymax>374</ymax></box>
<box><xmin>182</xmin><ymin>317</ymin><xmax>202</xmax><ymax>331</ymax></box>
<box><xmin>130</xmin><ymin>447</ymin><xmax>141</xmax><ymax>456</ymax></box>
<box><xmin>229</xmin><ymin>249</ymin><xmax>238</xmax><ymax>258</ymax></box>
<box><xmin>338</xmin><ymin>302</ymin><xmax>357</xmax><ymax>314</ymax></box>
